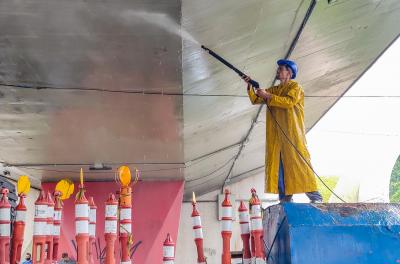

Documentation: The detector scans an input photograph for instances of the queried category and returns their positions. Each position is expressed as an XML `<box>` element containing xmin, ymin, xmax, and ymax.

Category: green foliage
<box><xmin>389</xmin><ymin>155</ymin><xmax>400</xmax><ymax>203</ymax></box>
<box><xmin>317</xmin><ymin>176</ymin><xmax>339</xmax><ymax>202</ymax></box>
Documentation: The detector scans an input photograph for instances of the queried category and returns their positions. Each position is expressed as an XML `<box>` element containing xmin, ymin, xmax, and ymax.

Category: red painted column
<box><xmin>221</xmin><ymin>189</ymin><xmax>232</xmax><ymax>264</ymax></box>
<box><xmin>32</xmin><ymin>191</ymin><xmax>47</xmax><ymax>264</ymax></box>
<box><xmin>0</xmin><ymin>189</ymin><xmax>11</xmax><ymax>264</ymax></box>
<box><xmin>239</xmin><ymin>201</ymin><xmax>251</xmax><ymax>264</ymax></box>
<box><xmin>45</xmin><ymin>192</ymin><xmax>54</xmax><ymax>264</ymax></box>
<box><xmin>104</xmin><ymin>194</ymin><xmax>118</xmax><ymax>264</ymax></box>
<box><xmin>162</xmin><ymin>233</ymin><xmax>175</xmax><ymax>264</ymax></box>
<box><xmin>11</xmin><ymin>194</ymin><xmax>27</xmax><ymax>264</ymax></box>
<box><xmin>52</xmin><ymin>192</ymin><xmax>63</xmax><ymax>262</ymax></box>
<box><xmin>75</xmin><ymin>184</ymin><xmax>89</xmax><ymax>264</ymax></box>
<box><xmin>119</xmin><ymin>186</ymin><xmax>132</xmax><ymax>264</ymax></box>
<box><xmin>250</xmin><ymin>188</ymin><xmax>265</xmax><ymax>264</ymax></box>
<box><xmin>191</xmin><ymin>193</ymin><xmax>206</xmax><ymax>264</ymax></box>
<box><xmin>88</xmin><ymin>197</ymin><xmax>97</xmax><ymax>264</ymax></box>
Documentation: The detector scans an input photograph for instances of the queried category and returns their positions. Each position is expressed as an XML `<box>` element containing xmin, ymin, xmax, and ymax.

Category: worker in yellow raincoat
<box><xmin>245</xmin><ymin>59</ymin><xmax>322</xmax><ymax>203</ymax></box>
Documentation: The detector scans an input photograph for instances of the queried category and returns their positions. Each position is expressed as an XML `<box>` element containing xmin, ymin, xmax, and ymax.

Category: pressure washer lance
<box><xmin>201</xmin><ymin>45</ymin><xmax>260</xmax><ymax>89</ymax></box>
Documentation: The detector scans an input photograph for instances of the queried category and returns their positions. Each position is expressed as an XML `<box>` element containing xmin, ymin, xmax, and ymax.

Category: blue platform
<box><xmin>263</xmin><ymin>203</ymin><xmax>400</xmax><ymax>264</ymax></box>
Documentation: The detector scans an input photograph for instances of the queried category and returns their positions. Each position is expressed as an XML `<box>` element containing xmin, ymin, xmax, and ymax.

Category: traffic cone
<box><xmin>118</xmin><ymin>186</ymin><xmax>132</xmax><ymax>264</ymax></box>
<box><xmin>191</xmin><ymin>193</ymin><xmax>206</xmax><ymax>264</ymax></box>
<box><xmin>104</xmin><ymin>194</ymin><xmax>118</xmax><ymax>264</ymax></box>
<box><xmin>32</xmin><ymin>191</ymin><xmax>48</xmax><ymax>264</ymax></box>
<box><xmin>0</xmin><ymin>189</ymin><xmax>11</xmax><ymax>264</ymax></box>
<box><xmin>249</xmin><ymin>188</ymin><xmax>265</xmax><ymax>264</ymax></box>
<box><xmin>11</xmin><ymin>194</ymin><xmax>27</xmax><ymax>264</ymax></box>
<box><xmin>239</xmin><ymin>201</ymin><xmax>251</xmax><ymax>264</ymax></box>
<box><xmin>75</xmin><ymin>182</ymin><xmax>89</xmax><ymax>264</ymax></box>
<box><xmin>162</xmin><ymin>233</ymin><xmax>175</xmax><ymax>264</ymax></box>
<box><xmin>45</xmin><ymin>192</ymin><xmax>54</xmax><ymax>264</ymax></box>
<box><xmin>52</xmin><ymin>191</ymin><xmax>63</xmax><ymax>262</ymax></box>
<box><xmin>88</xmin><ymin>197</ymin><xmax>97</xmax><ymax>264</ymax></box>
<box><xmin>221</xmin><ymin>189</ymin><xmax>232</xmax><ymax>264</ymax></box>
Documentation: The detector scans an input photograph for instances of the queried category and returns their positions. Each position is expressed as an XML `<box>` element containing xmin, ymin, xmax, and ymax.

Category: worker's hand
<box><xmin>242</xmin><ymin>75</ymin><xmax>251</xmax><ymax>84</ymax></box>
<box><xmin>255</xmin><ymin>89</ymin><xmax>272</xmax><ymax>100</ymax></box>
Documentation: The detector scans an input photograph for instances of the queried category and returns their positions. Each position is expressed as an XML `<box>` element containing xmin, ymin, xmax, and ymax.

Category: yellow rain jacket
<box><xmin>248</xmin><ymin>80</ymin><xmax>318</xmax><ymax>194</ymax></box>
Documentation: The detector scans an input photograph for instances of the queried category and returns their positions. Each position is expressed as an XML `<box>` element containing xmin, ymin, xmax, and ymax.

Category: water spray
<box><xmin>201</xmin><ymin>45</ymin><xmax>260</xmax><ymax>89</ymax></box>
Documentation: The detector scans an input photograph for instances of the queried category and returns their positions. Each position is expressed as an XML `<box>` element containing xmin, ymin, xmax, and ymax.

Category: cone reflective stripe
<box><xmin>105</xmin><ymin>194</ymin><xmax>118</xmax><ymax>264</ymax></box>
<box><xmin>75</xmin><ymin>184</ymin><xmax>89</xmax><ymax>264</ymax></box>
<box><xmin>0</xmin><ymin>189</ymin><xmax>11</xmax><ymax>264</ymax></box>
<box><xmin>52</xmin><ymin>192</ymin><xmax>63</xmax><ymax>262</ymax></box>
<box><xmin>221</xmin><ymin>189</ymin><xmax>232</xmax><ymax>264</ymax></box>
<box><xmin>88</xmin><ymin>197</ymin><xmax>97</xmax><ymax>264</ymax></box>
<box><xmin>45</xmin><ymin>192</ymin><xmax>54</xmax><ymax>264</ymax></box>
<box><xmin>119</xmin><ymin>186</ymin><xmax>132</xmax><ymax>264</ymax></box>
<box><xmin>191</xmin><ymin>197</ymin><xmax>206</xmax><ymax>264</ymax></box>
<box><xmin>162</xmin><ymin>233</ymin><xmax>175</xmax><ymax>264</ymax></box>
<box><xmin>239</xmin><ymin>201</ymin><xmax>251</xmax><ymax>264</ymax></box>
<box><xmin>32</xmin><ymin>191</ymin><xmax>48</xmax><ymax>264</ymax></box>
<box><xmin>249</xmin><ymin>188</ymin><xmax>265</xmax><ymax>264</ymax></box>
<box><xmin>11</xmin><ymin>194</ymin><xmax>27</xmax><ymax>264</ymax></box>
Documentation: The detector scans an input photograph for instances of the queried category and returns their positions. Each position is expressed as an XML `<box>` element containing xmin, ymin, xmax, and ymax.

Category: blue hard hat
<box><xmin>277</xmin><ymin>59</ymin><xmax>298</xmax><ymax>79</ymax></box>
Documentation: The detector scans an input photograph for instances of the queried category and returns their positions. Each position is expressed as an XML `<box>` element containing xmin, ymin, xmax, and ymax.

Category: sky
<box><xmin>306</xmin><ymin>37</ymin><xmax>400</xmax><ymax>202</ymax></box>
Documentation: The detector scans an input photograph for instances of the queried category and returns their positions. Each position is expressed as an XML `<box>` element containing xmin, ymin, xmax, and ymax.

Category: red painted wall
<box><xmin>42</xmin><ymin>181</ymin><xmax>184</xmax><ymax>264</ymax></box>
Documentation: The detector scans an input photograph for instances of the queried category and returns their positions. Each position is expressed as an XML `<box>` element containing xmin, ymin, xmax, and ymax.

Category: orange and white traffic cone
<box><xmin>0</xmin><ymin>188</ymin><xmax>11</xmax><ymax>264</ymax></box>
<box><xmin>162</xmin><ymin>233</ymin><xmax>175</xmax><ymax>264</ymax></box>
<box><xmin>221</xmin><ymin>189</ymin><xmax>232</xmax><ymax>264</ymax></box>
<box><xmin>104</xmin><ymin>194</ymin><xmax>118</xmax><ymax>264</ymax></box>
<box><xmin>118</xmin><ymin>186</ymin><xmax>132</xmax><ymax>264</ymax></box>
<box><xmin>239</xmin><ymin>201</ymin><xmax>251</xmax><ymax>264</ymax></box>
<box><xmin>11</xmin><ymin>194</ymin><xmax>27</xmax><ymax>264</ymax></box>
<box><xmin>45</xmin><ymin>192</ymin><xmax>54</xmax><ymax>264</ymax></box>
<box><xmin>32</xmin><ymin>191</ymin><xmax>48</xmax><ymax>264</ymax></box>
<box><xmin>52</xmin><ymin>191</ymin><xmax>63</xmax><ymax>262</ymax></box>
<box><xmin>249</xmin><ymin>188</ymin><xmax>265</xmax><ymax>264</ymax></box>
<box><xmin>88</xmin><ymin>197</ymin><xmax>97</xmax><ymax>264</ymax></box>
<box><xmin>191</xmin><ymin>193</ymin><xmax>206</xmax><ymax>264</ymax></box>
<box><xmin>75</xmin><ymin>183</ymin><xmax>89</xmax><ymax>264</ymax></box>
